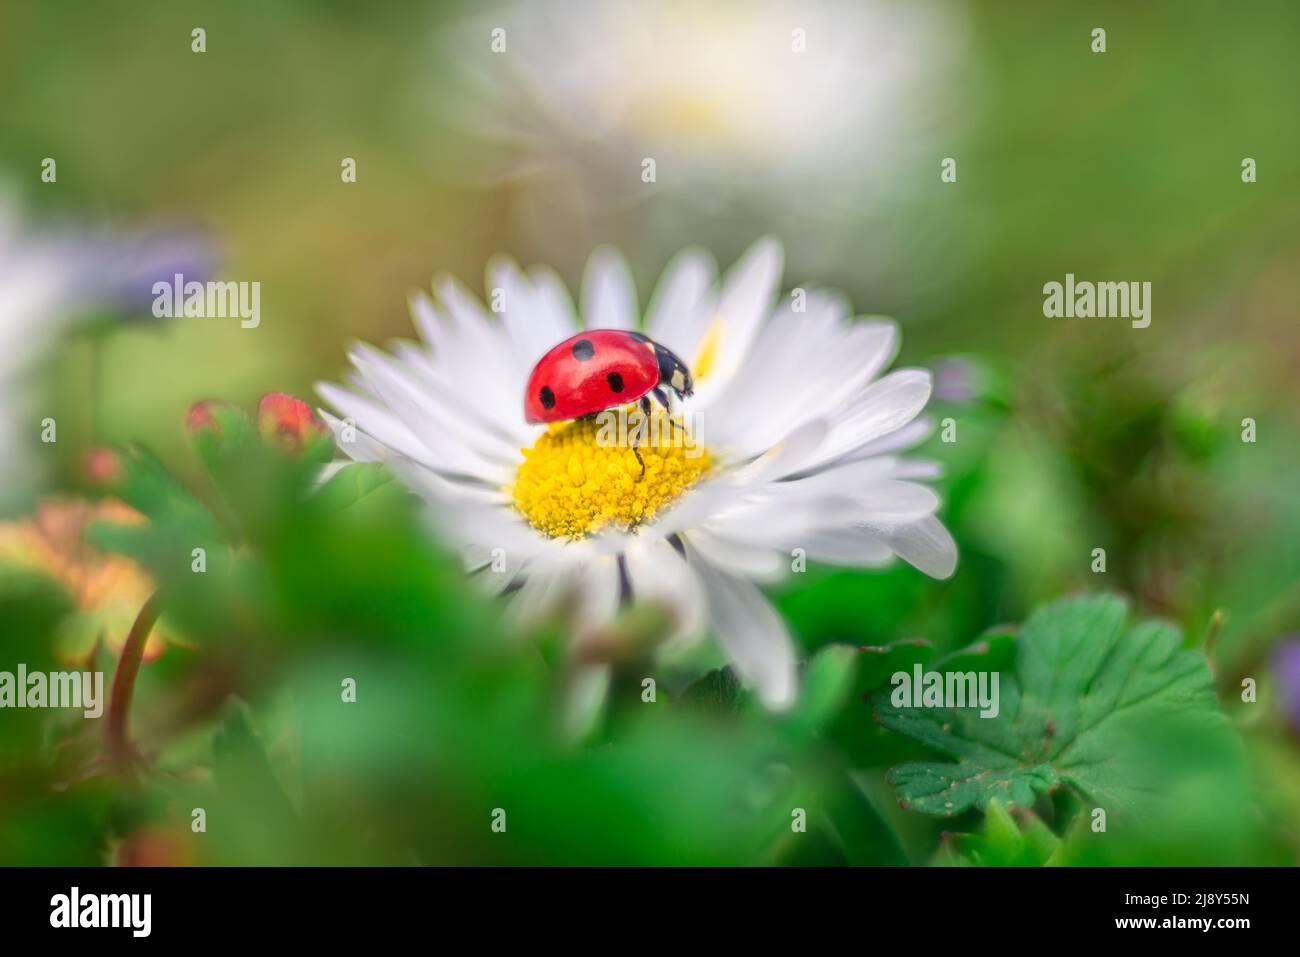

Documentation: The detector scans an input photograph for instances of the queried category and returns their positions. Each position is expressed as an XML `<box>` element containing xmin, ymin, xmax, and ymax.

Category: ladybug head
<box><xmin>653</xmin><ymin>341</ymin><xmax>693</xmax><ymax>399</ymax></box>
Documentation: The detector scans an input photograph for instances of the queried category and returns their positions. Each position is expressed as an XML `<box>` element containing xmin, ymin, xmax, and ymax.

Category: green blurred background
<box><xmin>1</xmin><ymin>0</ymin><xmax>1298</xmax><ymax>865</ymax></box>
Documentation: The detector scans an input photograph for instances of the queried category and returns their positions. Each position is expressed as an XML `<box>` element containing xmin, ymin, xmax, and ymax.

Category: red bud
<box><xmin>258</xmin><ymin>392</ymin><xmax>327</xmax><ymax>449</ymax></box>
<box><xmin>82</xmin><ymin>447</ymin><xmax>122</xmax><ymax>485</ymax></box>
<box><xmin>185</xmin><ymin>400</ymin><xmax>224</xmax><ymax>434</ymax></box>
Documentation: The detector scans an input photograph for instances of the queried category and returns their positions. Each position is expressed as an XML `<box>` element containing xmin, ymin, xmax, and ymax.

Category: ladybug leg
<box><xmin>631</xmin><ymin>396</ymin><xmax>651</xmax><ymax>481</ymax></box>
<box><xmin>652</xmin><ymin>387</ymin><xmax>684</xmax><ymax>439</ymax></box>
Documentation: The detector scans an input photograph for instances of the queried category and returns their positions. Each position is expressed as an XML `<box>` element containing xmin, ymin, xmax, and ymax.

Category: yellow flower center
<box><xmin>510</xmin><ymin>409</ymin><xmax>711</xmax><ymax>540</ymax></box>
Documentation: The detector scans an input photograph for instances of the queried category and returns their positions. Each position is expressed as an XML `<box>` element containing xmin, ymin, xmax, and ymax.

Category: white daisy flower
<box><xmin>318</xmin><ymin>238</ymin><xmax>955</xmax><ymax>710</ymax></box>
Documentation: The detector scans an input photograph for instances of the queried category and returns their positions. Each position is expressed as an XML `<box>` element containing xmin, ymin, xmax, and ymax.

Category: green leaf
<box><xmin>855</xmin><ymin>638</ymin><xmax>935</xmax><ymax>694</ymax></box>
<box><xmin>85</xmin><ymin>445</ymin><xmax>228</xmax><ymax>576</ymax></box>
<box><xmin>875</xmin><ymin>594</ymin><xmax>1236</xmax><ymax>822</ymax></box>
<box><xmin>784</xmin><ymin>644</ymin><xmax>858</xmax><ymax>737</ymax></box>
<box><xmin>109</xmin><ymin>445</ymin><xmax>224</xmax><ymax>539</ymax></box>
<box><xmin>209</xmin><ymin>699</ymin><xmax>300</xmax><ymax>862</ymax></box>
<box><xmin>680</xmin><ymin>667</ymin><xmax>743</xmax><ymax>714</ymax></box>
<box><xmin>822</xmin><ymin>638</ymin><xmax>936</xmax><ymax>766</ymax></box>
<box><xmin>190</xmin><ymin>403</ymin><xmax>258</xmax><ymax>481</ymax></box>
<box><xmin>312</xmin><ymin>462</ymin><xmax>400</xmax><ymax>513</ymax></box>
<box><xmin>934</xmin><ymin>799</ymin><xmax>1060</xmax><ymax>867</ymax></box>
<box><xmin>821</xmin><ymin>772</ymin><xmax>910</xmax><ymax>866</ymax></box>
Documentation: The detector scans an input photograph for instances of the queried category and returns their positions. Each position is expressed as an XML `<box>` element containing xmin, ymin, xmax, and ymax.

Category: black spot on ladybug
<box><xmin>625</xmin><ymin>331</ymin><xmax>650</xmax><ymax>343</ymax></box>
<box><xmin>539</xmin><ymin>386</ymin><xmax>556</xmax><ymax>409</ymax></box>
<box><xmin>606</xmin><ymin>372</ymin><xmax>624</xmax><ymax>393</ymax></box>
<box><xmin>571</xmin><ymin>338</ymin><xmax>595</xmax><ymax>361</ymax></box>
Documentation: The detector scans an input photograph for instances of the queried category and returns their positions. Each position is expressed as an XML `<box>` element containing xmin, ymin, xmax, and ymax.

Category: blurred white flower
<box><xmin>320</xmin><ymin>238</ymin><xmax>955</xmax><ymax>710</ymax></box>
<box><xmin>431</xmin><ymin>0</ymin><xmax>970</xmax><ymax>290</ymax></box>
<box><xmin>0</xmin><ymin>191</ymin><xmax>212</xmax><ymax>507</ymax></box>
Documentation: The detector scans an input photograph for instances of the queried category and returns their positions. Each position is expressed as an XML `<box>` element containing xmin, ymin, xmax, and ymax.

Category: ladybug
<box><xmin>525</xmin><ymin>329</ymin><xmax>694</xmax><ymax>478</ymax></box>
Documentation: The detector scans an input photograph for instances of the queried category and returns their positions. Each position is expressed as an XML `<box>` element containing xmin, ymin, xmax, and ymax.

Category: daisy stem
<box><xmin>106</xmin><ymin>588</ymin><xmax>164</xmax><ymax>783</ymax></box>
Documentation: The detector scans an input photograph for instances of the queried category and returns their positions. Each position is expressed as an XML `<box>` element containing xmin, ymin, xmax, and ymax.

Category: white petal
<box><xmin>389</xmin><ymin>340</ymin><xmax>531</xmax><ymax>448</ymax></box>
<box><xmin>701</xmin><ymin>497</ymin><xmax>854</xmax><ymax>551</ymax></box>
<box><xmin>487</xmin><ymin>255</ymin><xmax>574</xmax><ymax>369</ymax></box>
<box><xmin>574</xmin><ymin>553</ymin><xmax>623</xmax><ymax>639</ymax></box>
<box><xmin>644</xmin><ymin>475</ymin><xmax>739</xmax><ymax>540</ymax></box>
<box><xmin>691</xmin><ymin>237</ymin><xmax>782</xmax><ymax>405</ymax></box>
<box><xmin>451</xmin><ymin>500</ymin><xmax>540</xmax><ymax>550</ymax></box>
<box><xmin>528</xmin><ymin>265</ymin><xmax>580</xmax><ymax>338</ymax></box>
<box><xmin>409</xmin><ymin>290</ymin><xmax>449</xmax><ymax>353</ymax></box>
<box><xmin>386</xmin><ymin>455</ymin><xmax>509</xmax><ymax>509</ymax></box>
<box><xmin>770</xmin><ymin>470</ymin><xmax>941</xmax><ymax>523</ymax></box>
<box><xmin>563</xmin><ymin>663</ymin><xmax>611</xmax><ymax>740</ymax></box>
<box><xmin>506</xmin><ymin>558</ymin><xmax>577</xmax><ymax>629</ymax></box>
<box><xmin>622</xmin><ymin>537</ymin><xmax>705</xmax><ymax>642</ymax></box>
<box><xmin>693</xmin><ymin>554</ymin><xmax>797</xmax><ymax>711</ymax></box>
<box><xmin>803</xmin><ymin>368</ymin><xmax>933</xmax><ymax>471</ymax></box>
<box><xmin>644</xmin><ymin>247</ymin><xmax>717</xmax><ymax>354</ymax></box>
<box><xmin>434</xmin><ymin>273</ymin><xmax>494</xmax><ymax>338</ymax></box>
<box><xmin>433</xmin><ymin>276</ymin><xmax>524</xmax><ymax>398</ymax></box>
<box><xmin>835</xmin><ymin>415</ymin><xmax>934</xmax><ymax>464</ymax></box>
<box><xmin>726</xmin><ymin>417</ymin><xmax>830</xmax><ymax>484</ymax></box>
<box><xmin>851</xmin><ymin>480</ymin><xmax>941</xmax><ymax>522</ymax></box>
<box><xmin>868</xmin><ymin>514</ymin><xmax>958</xmax><ymax>579</ymax></box>
<box><xmin>687</xmin><ymin>528</ymin><xmax>787</xmax><ymax>583</ymax></box>
<box><xmin>316</xmin><ymin>381</ymin><xmax>436</xmax><ymax>467</ymax></box>
<box><xmin>318</xmin><ymin>409</ymin><xmax>383</xmax><ymax>464</ymax></box>
<box><xmin>355</xmin><ymin>343</ymin><xmax>520</xmax><ymax>459</ymax></box>
<box><xmin>708</xmin><ymin>311</ymin><xmax>899</xmax><ymax>457</ymax></box>
<box><xmin>345</xmin><ymin>347</ymin><xmax>515</xmax><ymax>483</ymax></box>
<box><xmin>581</xmin><ymin>246</ymin><xmax>638</xmax><ymax>330</ymax></box>
<box><xmin>886</xmin><ymin>457</ymin><xmax>943</xmax><ymax>480</ymax></box>
<box><xmin>799</xmin><ymin>528</ymin><xmax>896</xmax><ymax>567</ymax></box>
<box><xmin>406</xmin><ymin>290</ymin><xmax>526</xmax><ymax>438</ymax></box>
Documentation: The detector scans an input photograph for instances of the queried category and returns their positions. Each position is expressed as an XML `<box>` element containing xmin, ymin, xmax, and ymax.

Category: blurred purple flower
<box><xmin>933</xmin><ymin>356</ymin><xmax>982</xmax><ymax>404</ymax></box>
<box><xmin>1273</xmin><ymin>637</ymin><xmax>1300</xmax><ymax>731</ymax></box>
<box><xmin>0</xmin><ymin>190</ymin><xmax>216</xmax><ymax>504</ymax></box>
<box><xmin>64</xmin><ymin>227</ymin><xmax>217</xmax><ymax>317</ymax></box>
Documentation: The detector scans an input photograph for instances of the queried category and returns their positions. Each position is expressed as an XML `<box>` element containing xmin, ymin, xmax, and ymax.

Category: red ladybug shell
<box><xmin>525</xmin><ymin>330</ymin><xmax>660</xmax><ymax>423</ymax></box>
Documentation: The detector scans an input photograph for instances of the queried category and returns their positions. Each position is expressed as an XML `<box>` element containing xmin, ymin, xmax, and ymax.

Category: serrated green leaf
<box><xmin>86</xmin><ymin>445</ymin><xmax>226</xmax><ymax>561</ymax></box>
<box><xmin>106</xmin><ymin>445</ymin><xmax>224</xmax><ymax>541</ymax></box>
<box><xmin>191</xmin><ymin>404</ymin><xmax>258</xmax><ymax>477</ymax></box>
<box><xmin>875</xmin><ymin>594</ymin><xmax>1236</xmax><ymax>822</ymax></box>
